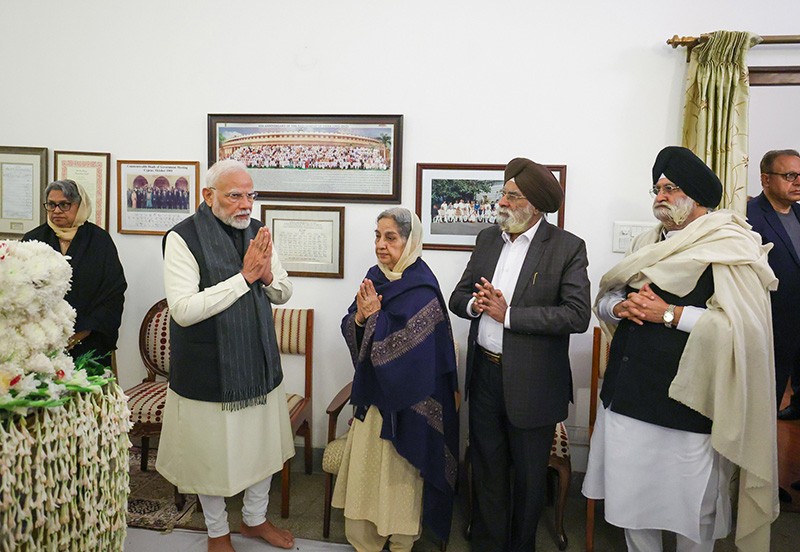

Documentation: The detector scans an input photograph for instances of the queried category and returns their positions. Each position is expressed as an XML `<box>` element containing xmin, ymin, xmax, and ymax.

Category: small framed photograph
<box><xmin>260</xmin><ymin>204</ymin><xmax>344</xmax><ymax>279</ymax></box>
<box><xmin>54</xmin><ymin>150</ymin><xmax>111</xmax><ymax>230</ymax></box>
<box><xmin>209</xmin><ymin>114</ymin><xmax>402</xmax><ymax>203</ymax></box>
<box><xmin>0</xmin><ymin>146</ymin><xmax>48</xmax><ymax>235</ymax></box>
<box><xmin>117</xmin><ymin>160</ymin><xmax>200</xmax><ymax>235</ymax></box>
<box><xmin>415</xmin><ymin>162</ymin><xmax>567</xmax><ymax>251</ymax></box>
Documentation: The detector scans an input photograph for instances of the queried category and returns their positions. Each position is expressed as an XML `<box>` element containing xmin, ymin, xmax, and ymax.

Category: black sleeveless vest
<box><xmin>164</xmin><ymin>216</ymin><xmax>280</xmax><ymax>402</ymax></box>
<box><xmin>600</xmin><ymin>266</ymin><xmax>714</xmax><ymax>433</ymax></box>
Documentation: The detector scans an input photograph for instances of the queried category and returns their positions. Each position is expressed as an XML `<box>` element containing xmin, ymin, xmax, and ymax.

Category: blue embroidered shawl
<box><xmin>341</xmin><ymin>258</ymin><xmax>459</xmax><ymax>542</ymax></box>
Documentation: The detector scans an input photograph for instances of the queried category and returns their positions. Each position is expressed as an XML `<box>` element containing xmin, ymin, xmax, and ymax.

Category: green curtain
<box><xmin>681</xmin><ymin>30</ymin><xmax>761</xmax><ymax>213</ymax></box>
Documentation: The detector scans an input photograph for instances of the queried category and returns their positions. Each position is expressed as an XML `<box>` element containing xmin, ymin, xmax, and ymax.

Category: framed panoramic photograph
<box><xmin>209</xmin><ymin>114</ymin><xmax>402</xmax><ymax>203</ymax></box>
<box><xmin>0</xmin><ymin>146</ymin><xmax>48</xmax><ymax>235</ymax></box>
<box><xmin>54</xmin><ymin>150</ymin><xmax>111</xmax><ymax>230</ymax></box>
<box><xmin>117</xmin><ymin>160</ymin><xmax>200</xmax><ymax>235</ymax></box>
<box><xmin>415</xmin><ymin>163</ymin><xmax>567</xmax><ymax>251</ymax></box>
<box><xmin>260</xmin><ymin>204</ymin><xmax>344</xmax><ymax>278</ymax></box>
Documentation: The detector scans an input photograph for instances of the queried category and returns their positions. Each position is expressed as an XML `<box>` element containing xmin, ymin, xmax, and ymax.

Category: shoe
<box><xmin>779</xmin><ymin>487</ymin><xmax>792</xmax><ymax>503</ymax></box>
<box><xmin>777</xmin><ymin>403</ymin><xmax>800</xmax><ymax>420</ymax></box>
<box><xmin>791</xmin><ymin>480</ymin><xmax>800</xmax><ymax>492</ymax></box>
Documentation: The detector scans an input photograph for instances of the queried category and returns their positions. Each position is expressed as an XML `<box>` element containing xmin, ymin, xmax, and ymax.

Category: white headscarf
<box><xmin>377</xmin><ymin>209</ymin><xmax>423</xmax><ymax>281</ymax></box>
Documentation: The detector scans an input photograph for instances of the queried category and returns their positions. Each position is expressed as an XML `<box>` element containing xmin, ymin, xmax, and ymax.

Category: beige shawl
<box><xmin>595</xmin><ymin>210</ymin><xmax>779</xmax><ymax>552</ymax></box>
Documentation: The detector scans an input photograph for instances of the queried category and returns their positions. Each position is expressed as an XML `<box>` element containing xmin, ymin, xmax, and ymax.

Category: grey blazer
<box><xmin>449</xmin><ymin>220</ymin><xmax>591</xmax><ymax>428</ymax></box>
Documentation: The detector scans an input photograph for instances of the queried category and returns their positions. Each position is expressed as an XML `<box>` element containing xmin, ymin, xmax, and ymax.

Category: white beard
<box><xmin>653</xmin><ymin>195</ymin><xmax>695</xmax><ymax>227</ymax></box>
<box><xmin>497</xmin><ymin>203</ymin><xmax>535</xmax><ymax>234</ymax></box>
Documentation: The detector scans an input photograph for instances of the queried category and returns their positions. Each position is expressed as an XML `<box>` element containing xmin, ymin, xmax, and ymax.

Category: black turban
<box><xmin>504</xmin><ymin>157</ymin><xmax>563</xmax><ymax>213</ymax></box>
<box><xmin>652</xmin><ymin>146</ymin><xmax>722</xmax><ymax>208</ymax></box>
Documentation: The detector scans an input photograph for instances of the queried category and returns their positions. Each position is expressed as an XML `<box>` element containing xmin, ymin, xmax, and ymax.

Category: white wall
<box><xmin>748</xmin><ymin>85</ymin><xmax>800</xmax><ymax>198</ymax></box>
<box><xmin>3</xmin><ymin>1</ymin><xmax>800</xmax><ymax>468</ymax></box>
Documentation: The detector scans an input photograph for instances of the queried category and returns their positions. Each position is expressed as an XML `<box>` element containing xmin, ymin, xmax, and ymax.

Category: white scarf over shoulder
<box><xmin>595</xmin><ymin>210</ymin><xmax>779</xmax><ymax>552</ymax></box>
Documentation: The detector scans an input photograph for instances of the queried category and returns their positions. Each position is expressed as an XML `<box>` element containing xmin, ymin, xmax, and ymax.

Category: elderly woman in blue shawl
<box><xmin>332</xmin><ymin>207</ymin><xmax>459</xmax><ymax>551</ymax></box>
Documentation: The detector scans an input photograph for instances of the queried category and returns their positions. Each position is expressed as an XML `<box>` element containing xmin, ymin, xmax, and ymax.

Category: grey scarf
<box><xmin>194</xmin><ymin>202</ymin><xmax>283</xmax><ymax>410</ymax></box>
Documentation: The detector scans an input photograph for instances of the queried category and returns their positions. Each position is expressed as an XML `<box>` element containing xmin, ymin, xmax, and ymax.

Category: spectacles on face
<box><xmin>43</xmin><ymin>201</ymin><xmax>73</xmax><ymax>212</ymax></box>
<box><xmin>499</xmin><ymin>190</ymin><xmax>527</xmax><ymax>201</ymax></box>
<box><xmin>649</xmin><ymin>183</ymin><xmax>681</xmax><ymax>197</ymax></box>
<box><xmin>208</xmin><ymin>187</ymin><xmax>258</xmax><ymax>201</ymax></box>
<box><xmin>766</xmin><ymin>171</ymin><xmax>800</xmax><ymax>182</ymax></box>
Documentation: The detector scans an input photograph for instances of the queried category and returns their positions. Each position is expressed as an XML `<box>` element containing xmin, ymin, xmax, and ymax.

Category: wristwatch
<box><xmin>663</xmin><ymin>304</ymin><xmax>676</xmax><ymax>328</ymax></box>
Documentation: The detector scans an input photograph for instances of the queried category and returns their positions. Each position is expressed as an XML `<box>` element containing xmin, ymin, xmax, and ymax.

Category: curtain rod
<box><xmin>667</xmin><ymin>34</ymin><xmax>800</xmax><ymax>61</ymax></box>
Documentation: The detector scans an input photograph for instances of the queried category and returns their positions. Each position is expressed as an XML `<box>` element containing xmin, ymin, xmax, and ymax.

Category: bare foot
<box><xmin>240</xmin><ymin>519</ymin><xmax>295</xmax><ymax>549</ymax></box>
<box><xmin>208</xmin><ymin>533</ymin><xmax>236</xmax><ymax>552</ymax></box>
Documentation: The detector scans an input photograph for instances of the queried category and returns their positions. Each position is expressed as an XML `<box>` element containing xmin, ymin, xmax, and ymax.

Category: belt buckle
<box><xmin>480</xmin><ymin>347</ymin><xmax>502</xmax><ymax>365</ymax></box>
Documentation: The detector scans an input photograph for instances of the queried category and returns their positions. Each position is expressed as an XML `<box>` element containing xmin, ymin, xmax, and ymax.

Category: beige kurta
<box><xmin>156</xmin><ymin>384</ymin><xmax>295</xmax><ymax>496</ymax></box>
<box><xmin>332</xmin><ymin>406</ymin><xmax>423</xmax><ymax>537</ymax></box>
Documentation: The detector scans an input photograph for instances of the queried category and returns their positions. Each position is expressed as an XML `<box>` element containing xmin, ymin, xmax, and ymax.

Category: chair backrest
<box><xmin>588</xmin><ymin>326</ymin><xmax>610</xmax><ymax>437</ymax></box>
<box><xmin>272</xmin><ymin>308</ymin><xmax>313</xmax><ymax>399</ymax></box>
<box><xmin>139</xmin><ymin>298</ymin><xmax>171</xmax><ymax>380</ymax></box>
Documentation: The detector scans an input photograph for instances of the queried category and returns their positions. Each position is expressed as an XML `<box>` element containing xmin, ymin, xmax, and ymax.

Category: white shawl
<box><xmin>595</xmin><ymin>210</ymin><xmax>779</xmax><ymax>552</ymax></box>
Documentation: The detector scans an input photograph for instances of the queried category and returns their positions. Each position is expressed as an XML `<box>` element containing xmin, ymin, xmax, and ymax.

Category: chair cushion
<box><xmin>551</xmin><ymin>421</ymin><xmax>570</xmax><ymax>459</ymax></box>
<box><xmin>126</xmin><ymin>381</ymin><xmax>167</xmax><ymax>424</ymax></box>
<box><xmin>322</xmin><ymin>435</ymin><xmax>347</xmax><ymax>475</ymax></box>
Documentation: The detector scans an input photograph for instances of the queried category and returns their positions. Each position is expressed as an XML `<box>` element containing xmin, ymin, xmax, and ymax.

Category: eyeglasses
<box><xmin>208</xmin><ymin>187</ymin><xmax>258</xmax><ymax>201</ymax></box>
<box><xmin>766</xmin><ymin>171</ymin><xmax>800</xmax><ymax>182</ymax></box>
<box><xmin>649</xmin><ymin>183</ymin><xmax>681</xmax><ymax>196</ymax></box>
<box><xmin>499</xmin><ymin>190</ymin><xmax>527</xmax><ymax>201</ymax></box>
<box><xmin>43</xmin><ymin>201</ymin><xmax>73</xmax><ymax>212</ymax></box>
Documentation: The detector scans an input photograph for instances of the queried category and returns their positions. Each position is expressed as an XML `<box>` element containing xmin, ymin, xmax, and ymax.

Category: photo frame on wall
<box><xmin>415</xmin><ymin>162</ymin><xmax>566</xmax><ymax>251</ymax></box>
<box><xmin>209</xmin><ymin>114</ymin><xmax>402</xmax><ymax>203</ymax></box>
<box><xmin>0</xmin><ymin>146</ymin><xmax>48</xmax><ymax>235</ymax></box>
<box><xmin>260</xmin><ymin>204</ymin><xmax>344</xmax><ymax>278</ymax></box>
<box><xmin>117</xmin><ymin>160</ymin><xmax>200</xmax><ymax>235</ymax></box>
<box><xmin>54</xmin><ymin>150</ymin><xmax>111</xmax><ymax>230</ymax></box>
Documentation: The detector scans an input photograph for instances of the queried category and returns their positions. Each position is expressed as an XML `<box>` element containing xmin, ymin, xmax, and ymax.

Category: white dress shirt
<box><xmin>467</xmin><ymin>218</ymin><xmax>543</xmax><ymax>354</ymax></box>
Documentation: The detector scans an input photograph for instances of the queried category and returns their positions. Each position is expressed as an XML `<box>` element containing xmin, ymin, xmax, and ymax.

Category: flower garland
<box><xmin>0</xmin><ymin>240</ymin><xmax>113</xmax><ymax>415</ymax></box>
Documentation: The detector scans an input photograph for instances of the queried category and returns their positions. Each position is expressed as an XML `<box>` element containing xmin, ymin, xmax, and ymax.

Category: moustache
<box><xmin>236</xmin><ymin>209</ymin><xmax>251</xmax><ymax>216</ymax></box>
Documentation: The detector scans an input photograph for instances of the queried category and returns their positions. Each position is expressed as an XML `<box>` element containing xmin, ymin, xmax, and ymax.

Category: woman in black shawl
<box><xmin>333</xmin><ymin>207</ymin><xmax>459</xmax><ymax>551</ymax></box>
<box><xmin>23</xmin><ymin>179</ymin><xmax>126</xmax><ymax>360</ymax></box>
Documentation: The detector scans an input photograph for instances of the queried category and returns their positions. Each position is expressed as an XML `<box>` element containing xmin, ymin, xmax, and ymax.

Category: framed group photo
<box><xmin>415</xmin><ymin>163</ymin><xmax>566</xmax><ymax>251</ymax></box>
<box><xmin>117</xmin><ymin>160</ymin><xmax>200</xmax><ymax>235</ymax></box>
<box><xmin>0</xmin><ymin>146</ymin><xmax>48</xmax><ymax>235</ymax></box>
<box><xmin>54</xmin><ymin>150</ymin><xmax>111</xmax><ymax>230</ymax></box>
<box><xmin>208</xmin><ymin>114</ymin><xmax>403</xmax><ymax>203</ymax></box>
<box><xmin>260</xmin><ymin>204</ymin><xmax>344</xmax><ymax>278</ymax></box>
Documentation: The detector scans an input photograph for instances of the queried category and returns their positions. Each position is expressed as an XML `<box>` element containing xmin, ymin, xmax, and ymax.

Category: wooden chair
<box><xmin>273</xmin><ymin>307</ymin><xmax>314</xmax><ymax>519</ymax></box>
<box><xmin>548</xmin><ymin>422</ymin><xmax>571</xmax><ymax>550</ymax></box>
<box><xmin>586</xmin><ymin>326</ymin><xmax>610</xmax><ymax>552</ymax></box>
<box><xmin>321</xmin><ymin>381</ymin><xmax>353</xmax><ymax>539</ymax></box>
<box><xmin>126</xmin><ymin>299</ymin><xmax>171</xmax><ymax>472</ymax></box>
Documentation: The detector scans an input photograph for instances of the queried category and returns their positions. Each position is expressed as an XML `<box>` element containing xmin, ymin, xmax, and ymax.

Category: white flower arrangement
<box><xmin>0</xmin><ymin>240</ymin><xmax>113</xmax><ymax>415</ymax></box>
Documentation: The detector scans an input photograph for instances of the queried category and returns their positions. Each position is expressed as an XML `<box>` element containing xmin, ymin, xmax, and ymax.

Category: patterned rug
<box><xmin>126</xmin><ymin>447</ymin><xmax>198</xmax><ymax>531</ymax></box>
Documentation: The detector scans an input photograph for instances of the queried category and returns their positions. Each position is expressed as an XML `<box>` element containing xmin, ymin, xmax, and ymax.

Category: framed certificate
<box><xmin>54</xmin><ymin>150</ymin><xmax>111</xmax><ymax>229</ymax></box>
<box><xmin>0</xmin><ymin>146</ymin><xmax>48</xmax><ymax>235</ymax></box>
<box><xmin>260</xmin><ymin>204</ymin><xmax>344</xmax><ymax>278</ymax></box>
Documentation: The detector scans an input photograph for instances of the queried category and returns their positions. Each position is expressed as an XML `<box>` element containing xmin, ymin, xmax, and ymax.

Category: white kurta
<box><xmin>582</xmin><ymin>406</ymin><xmax>732</xmax><ymax>543</ymax></box>
<box><xmin>155</xmin><ymin>229</ymin><xmax>295</xmax><ymax>496</ymax></box>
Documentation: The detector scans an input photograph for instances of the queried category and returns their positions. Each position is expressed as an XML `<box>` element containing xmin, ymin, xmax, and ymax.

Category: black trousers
<box><xmin>469</xmin><ymin>352</ymin><xmax>555</xmax><ymax>552</ymax></box>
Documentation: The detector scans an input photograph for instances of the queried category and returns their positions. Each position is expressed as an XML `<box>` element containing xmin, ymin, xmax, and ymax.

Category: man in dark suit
<box><xmin>449</xmin><ymin>158</ymin><xmax>591</xmax><ymax>551</ymax></box>
<box><xmin>747</xmin><ymin>148</ymin><xmax>800</xmax><ymax>496</ymax></box>
<box><xmin>748</xmin><ymin>149</ymin><xmax>800</xmax><ymax>419</ymax></box>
